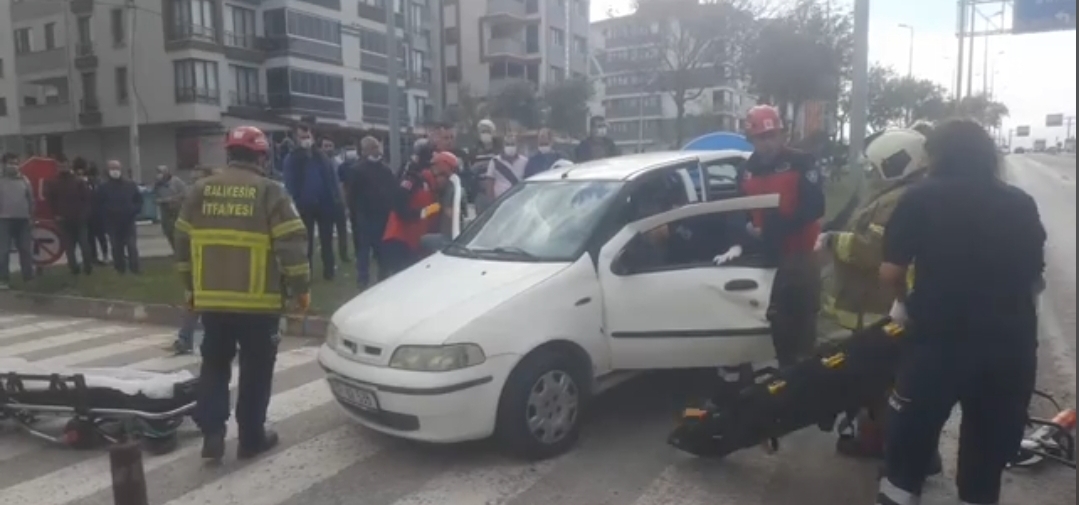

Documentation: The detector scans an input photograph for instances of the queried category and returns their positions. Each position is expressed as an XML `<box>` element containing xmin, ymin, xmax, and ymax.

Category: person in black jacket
<box><xmin>95</xmin><ymin>160</ymin><xmax>143</xmax><ymax>274</ymax></box>
<box><xmin>343</xmin><ymin>136</ymin><xmax>397</xmax><ymax>287</ymax></box>
<box><xmin>81</xmin><ymin>161</ymin><xmax>110</xmax><ymax>265</ymax></box>
<box><xmin>574</xmin><ymin>115</ymin><xmax>620</xmax><ymax>162</ymax></box>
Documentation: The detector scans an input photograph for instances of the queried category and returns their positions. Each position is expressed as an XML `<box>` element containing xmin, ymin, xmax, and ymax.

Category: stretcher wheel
<box><xmin>63</xmin><ymin>418</ymin><xmax>103</xmax><ymax>450</ymax></box>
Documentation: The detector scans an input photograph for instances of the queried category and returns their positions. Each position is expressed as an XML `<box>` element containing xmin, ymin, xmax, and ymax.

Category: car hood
<box><xmin>332</xmin><ymin>253</ymin><xmax>570</xmax><ymax>348</ymax></box>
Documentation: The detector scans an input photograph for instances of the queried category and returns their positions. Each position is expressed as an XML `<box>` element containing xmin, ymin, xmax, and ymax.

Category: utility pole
<box><xmin>1066</xmin><ymin>116</ymin><xmax>1075</xmax><ymax>143</ymax></box>
<box><xmin>127</xmin><ymin>0</ymin><xmax>141</xmax><ymax>183</ymax></box>
<box><xmin>385</xmin><ymin>0</ymin><xmax>402</xmax><ymax>171</ymax></box>
<box><xmin>848</xmin><ymin>0</ymin><xmax>869</xmax><ymax>163</ymax></box>
<box><xmin>954</xmin><ymin>0</ymin><xmax>966</xmax><ymax>102</ymax></box>
<box><xmin>965</xmin><ymin>1</ymin><xmax>976</xmax><ymax>98</ymax></box>
<box><xmin>898</xmin><ymin>24</ymin><xmax>914</xmax><ymax>78</ymax></box>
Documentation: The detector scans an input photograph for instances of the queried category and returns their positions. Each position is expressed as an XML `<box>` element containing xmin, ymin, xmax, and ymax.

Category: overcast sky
<box><xmin>590</xmin><ymin>0</ymin><xmax>1077</xmax><ymax>147</ymax></box>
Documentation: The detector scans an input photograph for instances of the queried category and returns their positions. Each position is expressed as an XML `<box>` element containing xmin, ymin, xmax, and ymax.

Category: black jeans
<box><xmin>88</xmin><ymin>217</ymin><xmax>108</xmax><ymax>262</ymax></box>
<box><xmin>767</xmin><ymin>253</ymin><xmax>821</xmax><ymax>367</ymax></box>
<box><xmin>195</xmin><ymin>312</ymin><xmax>278</xmax><ymax>447</ymax></box>
<box><xmin>299</xmin><ymin>206</ymin><xmax>335</xmax><ymax>280</ymax></box>
<box><xmin>106</xmin><ymin>220</ymin><xmax>140</xmax><ymax>274</ymax></box>
<box><xmin>881</xmin><ymin>337</ymin><xmax>1036</xmax><ymax>505</ymax></box>
<box><xmin>335</xmin><ymin>206</ymin><xmax>351</xmax><ymax>262</ymax></box>
<box><xmin>58</xmin><ymin>219</ymin><xmax>92</xmax><ymax>274</ymax></box>
<box><xmin>351</xmin><ymin>212</ymin><xmax>386</xmax><ymax>285</ymax></box>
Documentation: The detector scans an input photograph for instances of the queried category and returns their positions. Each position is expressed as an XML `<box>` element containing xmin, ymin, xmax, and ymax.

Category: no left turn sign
<box><xmin>31</xmin><ymin>221</ymin><xmax>64</xmax><ymax>267</ymax></box>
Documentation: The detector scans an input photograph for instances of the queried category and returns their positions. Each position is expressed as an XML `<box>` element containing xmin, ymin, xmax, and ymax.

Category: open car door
<box><xmin>448</xmin><ymin>173</ymin><xmax>476</xmax><ymax>239</ymax></box>
<box><xmin>597</xmin><ymin>194</ymin><xmax>779</xmax><ymax>370</ymax></box>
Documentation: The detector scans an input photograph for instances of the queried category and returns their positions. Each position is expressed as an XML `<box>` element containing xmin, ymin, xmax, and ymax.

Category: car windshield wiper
<box><xmin>470</xmin><ymin>246</ymin><xmax>540</xmax><ymax>260</ymax></box>
<box><xmin>443</xmin><ymin>243</ymin><xmax>478</xmax><ymax>258</ymax></box>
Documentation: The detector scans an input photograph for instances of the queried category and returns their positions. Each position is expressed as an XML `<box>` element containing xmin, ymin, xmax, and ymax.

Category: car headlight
<box><xmin>389</xmin><ymin>344</ymin><xmax>486</xmax><ymax>372</ymax></box>
<box><xmin>325</xmin><ymin>323</ymin><xmax>342</xmax><ymax>350</ymax></box>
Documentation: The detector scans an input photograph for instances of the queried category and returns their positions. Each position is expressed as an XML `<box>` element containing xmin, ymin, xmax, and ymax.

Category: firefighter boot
<box><xmin>200</xmin><ymin>432</ymin><xmax>226</xmax><ymax>461</ymax></box>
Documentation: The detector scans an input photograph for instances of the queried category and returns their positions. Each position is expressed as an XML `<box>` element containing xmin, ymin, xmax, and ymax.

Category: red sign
<box><xmin>31</xmin><ymin>221</ymin><xmax>64</xmax><ymax>267</ymax></box>
<box><xmin>19</xmin><ymin>157</ymin><xmax>59</xmax><ymax>222</ymax></box>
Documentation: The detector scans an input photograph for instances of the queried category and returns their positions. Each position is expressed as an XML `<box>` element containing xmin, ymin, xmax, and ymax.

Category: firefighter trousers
<box><xmin>879</xmin><ymin>338</ymin><xmax>1036</xmax><ymax>505</ymax></box>
<box><xmin>767</xmin><ymin>253</ymin><xmax>821</xmax><ymax>367</ymax></box>
<box><xmin>195</xmin><ymin>312</ymin><xmax>279</xmax><ymax>448</ymax></box>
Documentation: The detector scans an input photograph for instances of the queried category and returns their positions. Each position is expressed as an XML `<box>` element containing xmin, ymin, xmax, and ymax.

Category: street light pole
<box><xmin>848</xmin><ymin>0</ymin><xmax>870</xmax><ymax>163</ymax></box>
<box><xmin>965</xmin><ymin>1</ymin><xmax>976</xmax><ymax>98</ymax></box>
<box><xmin>898</xmin><ymin>24</ymin><xmax>914</xmax><ymax>78</ymax></box>
<box><xmin>954</xmin><ymin>0</ymin><xmax>966</xmax><ymax>103</ymax></box>
<box><xmin>385</xmin><ymin>0</ymin><xmax>402</xmax><ymax>170</ymax></box>
<box><xmin>126</xmin><ymin>0</ymin><xmax>141</xmax><ymax>183</ymax></box>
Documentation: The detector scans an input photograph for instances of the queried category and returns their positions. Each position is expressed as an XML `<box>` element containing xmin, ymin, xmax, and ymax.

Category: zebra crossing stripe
<box><xmin>388</xmin><ymin>458</ymin><xmax>561</xmax><ymax>505</ymax></box>
<box><xmin>160</xmin><ymin>424</ymin><xmax>383</xmax><ymax>505</ymax></box>
<box><xmin>0</xmin><ymin>326</ymin><xmax>133</xmax><ymax>356</ymax></box>
<box><xmin>0</xmin><ymin>319</ymin><xmax>90</xmax><ymax>341</ymax></box>
<box><xmin>0</xmin><ymin>314</ymin><xmax>39</xmax><ymax>325</ymax></box>
<box><xmin>33</xmin><ymin>333</ymin><xmax>176</xmax><ymax>367</ymax></box>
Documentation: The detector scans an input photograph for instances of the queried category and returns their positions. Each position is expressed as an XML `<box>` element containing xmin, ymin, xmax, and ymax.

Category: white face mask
<box><xmin>367</xmin><ymin>154</ymin><xmax>381</xmax><ymax>162</ymax></box>
<box><xmin>108</xmin><ymin>170</ymin><xmax>122</xmax><ymax>179</ymax></box>
<box><xmin>595</xmin><ymin>127</ymin><xmax>608</xmax><ymax>137</ymax></box>
<box><xmin>480</xmin><ymin>133</ymin><xmax>493</xmax><ymax>144</ymax></box>
<box><xmin>538</xmin><ymin>145</ymin><xmax>552</xmax><ymax>154</ymax></box>
<box><xmin>299</xmin><ymin>139</ymin><xmax>314</xmax><ymax>149</ymax></box>
<box><xmin>503</xmin><ymin>146</ymin><xmax>517</xmax><ymax>157</ymax></box>
<box><xmin>344</xmin><ymin>150</ymin><xmax>358</xmax><ymax>160</ymax></box>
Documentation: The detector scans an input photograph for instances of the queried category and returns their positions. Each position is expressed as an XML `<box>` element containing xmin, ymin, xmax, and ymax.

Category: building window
<box><xmin>14</xmin><ymin>28</ymin><xmax>31</xmax><ymax>54</ymax></box>
<box><xmin>111</xmin><ymin>8</ymin><xmax>125</xmax><ymax>45</ymax></box>
<box><xmin>289</xmin><ymin>69</ymin><xmax>344</xmax><ymax>99</ymax></box>
<box><xmin>549</xmin><ymin>65</ymin><xmax>564</xmax><ymax>81</ymax></box>
<box><xmin>443</xmin><ymin>27</ymin><xmax>459</xmax><ymax>45</ymax></box>
<box><xmin>445</xmin><ymin>65</ymin><xmax>459</xmax><ymax>82</ymax></box>
<box><xmin>115</xmin><ymin>66</ymin><xmax>128</xmax><ymax>103</ymax></box>
<box><xmin>172</xmin><ymin>0</ymin><xmax>215</xmax><ymax>40</ymax></box>
<box><xmin>227</xmin><ymin>5</ymin><xmax>257</xmax><ymax>48</ymax></box>
<box><xmin>230</xmin><ymin>64</ymin><xmax>260</xmax><ymax>105</ymax></box>
<box><xmin>44</xmin><ymin>23</ymin><xmax>57</xmax><ymax>50</ymax></box>
<box><xmin>359</xmin><ymin>28</ymin><xmax>387</xmax><ymax>54</ymax></box>
<box><xmin>573</xmin><ymin>35</ymin><xmax>586</xmax><ymax>55</ymax></box>
<box><xmin>76</xmin><ymin>15</ymin><xmax>92</xmax><ymax>47</ymax></box>
<box><xmin>298</xmin><ymin>0</ymin><xmax>341</xmax><ymax>11</ymax></box>
<box><xmin>81</xmin><ymin>72</ymin><xmax>97</xmax><ymax>100</ymax></box>
<box><xmin>285</xmin><ymin>11</ymin><xmax>341</xmax><ymax>45</ymax></box>
<box><xmin>549</xmin><ymin>27</ymin><xmax>564</xmax><ymax>46</ymax></box>
<box><xmin>173</xmin><ymin>59</ymin><xmax>219</xmax><ymax>104</ymax></box>
<box><xmin>0</xmin><ymin>97</ymin><xmax>7</xmax><ymax>117</ymax></box>
<box><xmin>0</xmin><ymin>58</ymin><xmax>5</xmax><ymax>78</ymax></box>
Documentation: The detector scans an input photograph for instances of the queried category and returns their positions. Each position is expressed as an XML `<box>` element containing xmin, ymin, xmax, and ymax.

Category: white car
<box><xmin>318</xmin><ymin>150</ymin><xmax>780</xmax><ymax>460</ymax></box>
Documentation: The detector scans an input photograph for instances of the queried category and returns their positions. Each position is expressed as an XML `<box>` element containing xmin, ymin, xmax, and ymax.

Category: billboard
<box><xmin>1013</xmin><ymin>0</ymin><xmax>1076</xmax><ymax>35</ymax></box>
<box><xmin>1047</xmin><ymin>114</ymin><xmax>1065</xmax><ymax>127</ymax></box>
<box><xmin>1016</xmin><ymin>126</ymin><xmax>1031</xmax><ymax>137</ymax></box>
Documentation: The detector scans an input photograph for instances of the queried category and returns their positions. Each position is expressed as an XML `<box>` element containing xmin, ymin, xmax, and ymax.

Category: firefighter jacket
<box><xmin>382</xmin><ymin>170</ymin><xmax>438</xmax><ymax>251</ymax></box>
<box><xmin>741</xmin><ymin>148</ymin><xmax>824</xmax><ymax>261</ymax></box>
<box><xmin>823</xmin><ymin>172</ymin><xmax>923</xmax><ymax>330</ymax></box>
<box><xmin>173</xmin><ymin>161</ymin><xmax>310</xmax><ymax>313</ymax></box>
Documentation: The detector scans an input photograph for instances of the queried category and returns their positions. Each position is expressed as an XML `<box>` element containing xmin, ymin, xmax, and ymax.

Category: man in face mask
<box><xmin>152</xmin><ymin>165</ymin><xmax>188</xmax><ymax>252</ymax></box>
<box><xmin>95</xmin><ymin>160</ymin><xmax>143</xmax><ymax>274</ymax></box>
<box><xmin>321</xmin><ymin>138</ymin><xmax>352</xmax><ymax>264</ymax></box>
<box><xmin>524</xmin><ymin>128</ymin><xmax>565</xmax><ymax>178</ymax></box>
<box><xmin>574</xmin><ymin>115</ymin><xmax>620</xmax><ymax>163</ymax></box>
<box><xmin>345</xmin><ymin>137</ymin><xmax>396</xmax><ymax>286</ymax></box>
<box><xmin>281</xmin><ymin>124</ymin><xmax>345</xmax><ymax>280</ymax></box>
<box><xmin>0</xmin><ymin>153</ymin><xmax>35</xmax><ymax>289</ymax></box>
<box><xmin>483</xmin><ymin>133</ymin><xmax>527</xmax><ymax>200</ymax></box>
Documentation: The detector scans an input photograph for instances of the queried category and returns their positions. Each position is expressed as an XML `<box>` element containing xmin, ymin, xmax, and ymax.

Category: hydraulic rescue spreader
<box><xmin>667</xmin><ymin>318</ymin><xmax>1076</xmax><ymax>470</ymax></box>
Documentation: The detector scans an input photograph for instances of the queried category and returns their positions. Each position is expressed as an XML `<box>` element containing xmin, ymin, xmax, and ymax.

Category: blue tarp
<box><xmin>681</xmin><ymin>132</ymin><xmax>753</xmax><ymax>152</ymax></box>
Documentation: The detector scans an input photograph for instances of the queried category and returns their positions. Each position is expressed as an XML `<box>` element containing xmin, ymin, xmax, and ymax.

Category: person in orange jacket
<box><xmin>380</xmin><ymin>151</ymin><xmax>459</xmax><ymax>276</ymax></box>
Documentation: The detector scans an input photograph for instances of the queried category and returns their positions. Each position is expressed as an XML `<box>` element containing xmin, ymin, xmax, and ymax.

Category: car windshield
<box><xmin>447</xmin><ymin>180</ymin><xmax>624</xmax><ymax>262</ymax></box>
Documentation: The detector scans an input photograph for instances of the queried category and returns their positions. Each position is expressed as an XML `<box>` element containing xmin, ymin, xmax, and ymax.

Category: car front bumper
<box><xmin>317</xmin><ymin>344</ymin><xmax>518</xmax><ymax>443</ymax></box>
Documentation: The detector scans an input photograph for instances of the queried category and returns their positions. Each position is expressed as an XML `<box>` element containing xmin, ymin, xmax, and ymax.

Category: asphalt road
<box><xmin>0</xmin><ymin>156</ymin><xmax>1074</xmax><ymax>505</ymax></box>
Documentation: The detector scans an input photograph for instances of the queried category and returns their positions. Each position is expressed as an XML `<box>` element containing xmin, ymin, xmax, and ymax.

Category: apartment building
<box><xmin>0</xmin><ymin>0</ymin><xmax>21</xmax><ymax>154</ymax></box>
<box><xmin>0</xmin><ymin>0</ymin><xmax>436</xmax><ymax>178</ymax></box>
<box><xmin>440</xmin><ymin>0</ymin><xmax>591</xmax><ymax>110</ymax></box>
<box><xmin>590</xmin><ymin>3</ymin><xmax>755</xmax><ymax>152</ymax></box>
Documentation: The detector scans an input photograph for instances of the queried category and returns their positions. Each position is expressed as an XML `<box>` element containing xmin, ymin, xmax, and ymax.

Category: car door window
<box><xmin>702</xmin><ymin>158</ymin><xmax>743</xmax><ymax>201</ymax></box>
<box><xmin>615</xmin><ymin>209</ymin><xmax>764</xmax><ymax>275</ymax></box>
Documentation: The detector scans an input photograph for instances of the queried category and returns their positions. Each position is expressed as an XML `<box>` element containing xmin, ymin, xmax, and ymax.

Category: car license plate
<box><xmin>329</xmin><ymin>379</ymin><xmax>379</xmax><ymax>412</ymax></box>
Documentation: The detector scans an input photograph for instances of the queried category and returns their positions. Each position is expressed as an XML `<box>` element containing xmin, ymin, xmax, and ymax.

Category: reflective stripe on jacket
<box><xmin>174</xmin><ymin>162</ymin><xmax>310</xmax><ymax>313</ymax></box>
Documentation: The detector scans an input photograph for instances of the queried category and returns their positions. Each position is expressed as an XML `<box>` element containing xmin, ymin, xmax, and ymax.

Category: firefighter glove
<box><xmin>888</xmin><ymin>300</ymin><xmax>908</xmax><ymax>325</ymax></box>
<box><xmin>296</xmin><ymin>292</ymin><xmax>311</xmax><ymax>312</ymax></box>
<box><xmin>420</xmin><ymin>203</ymin><xmax>441</xmax><ymax>219</ymax></box>
<box><xmin>713</xmin><ymin>245</ymin><xmax>743</xmax><ymax>265</ymax></box>
<box><xmin>814</xmin><ymin>232</ymin><xmax>835</xmax><ymax>252</ymax></box>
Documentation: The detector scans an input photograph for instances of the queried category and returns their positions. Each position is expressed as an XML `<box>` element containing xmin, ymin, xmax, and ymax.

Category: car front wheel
<box><xmin>495</xmin><ymin>350</ymin><xmax>585</xmax><ymax>460</ymax></box>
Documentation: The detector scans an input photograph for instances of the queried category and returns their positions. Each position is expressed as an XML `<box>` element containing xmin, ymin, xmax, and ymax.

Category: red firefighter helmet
<box><xmin>430</xmin><ymin>151</ymin><xmax>459</xmax><ymax>176</ymax></box>
<box><xmin>225</xmin><ymin>126</ymin><xmax>270</xmax><ymax>154</ymax></box>
<box><xmin>745</xmin><ymin>105</ymin><xmax>783</xmax><ymax>137</ymax></box>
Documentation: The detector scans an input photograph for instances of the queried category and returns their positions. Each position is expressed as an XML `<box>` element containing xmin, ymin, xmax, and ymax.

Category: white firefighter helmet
<box><xmin>550</xmin><ymin>159</ymin><xmax>574</xmax><ymax>170</ymax></box>
<box><xmin>864</xmin><ymin>128</ymin><xmax>929</xmax><ymax>181</ymax></box>
<box><xmin>477</xmin><ymin>119</ymin><xmax>496</xmax><ymax>133</ymax></box>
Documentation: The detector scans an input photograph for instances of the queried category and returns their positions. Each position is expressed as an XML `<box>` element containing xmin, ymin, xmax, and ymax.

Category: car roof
<box><xmin>529</xmin><ymin>150</ymin><xmax>751</xmax><ymax>182</ymax></box>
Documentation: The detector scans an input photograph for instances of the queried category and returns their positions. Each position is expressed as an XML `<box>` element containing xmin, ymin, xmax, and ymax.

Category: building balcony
<box><xmin>228</xmin><ymin>91</ymin><xmax>268</xmax><ymax>111</ymax></box>
<box><xmin>223</xmin><ymin>32</ymin><xmax>267</xmax><ymax>63</ymax></box>
<box><xmin>20</xmin><ymin>101</ymin><xmax>72</xmax><ymax>127</ymax></box>
<box><xmin>486</xmin><ymin>0</ymin><xmax>534</xmax><ymax>19</ymax></box>
<box><xmin>166</xmin><ymin>24</ymin><xmax>220</xmax><ymax>53</ymax></box>
<box><xmin>15</xmin><ymin>48</ymin><xmax>67</xmax><ymax>76</ymax></box>
<box><xmin>263</xmin><ymin>36</ymin><xmax>342</xmax><ymax>65</ymax></box>
<box><xmin>486</xmin><ymin>38</ymin><xmax>530</xmax><ymax>57</ymax></box>
<box><xmin>78</xmin><ymin>98</ymin><xmax>103</xmax><ymax>127</ymax></box>
<box><xmin>175</xmin><ymin>86</ymin><xmax>220</xmax><ymax>105</ymax></box>
<box><xmin>268</xmin><ymin>93</ymin><xmax>346</xmax><ymax>119</ymax></box>
<box><xmin>74</xmin><ymin>43</ymin><xmax>99</xmax><ymax>70</ymax></box>
<box><xmin>70</xmin><ymin>0</ymin><xmax>94</xmax><ymax>14</ymax></box>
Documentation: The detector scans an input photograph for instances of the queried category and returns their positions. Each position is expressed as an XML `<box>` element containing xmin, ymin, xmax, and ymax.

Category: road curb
<box><xmin>0</xmin><ymin>291</ymin><xmax>328</xmax><ymax>339</ymax></box>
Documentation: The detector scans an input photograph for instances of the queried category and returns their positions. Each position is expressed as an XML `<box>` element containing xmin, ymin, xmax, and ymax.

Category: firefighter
<box><xmin>174</xmin><ymin>126</ymin><xmax>311</xmax><ymax>462</ymax></box>
<box><xmin>814</xmin><ymin>128</ymin><xmax>942</xmax><ymax>475</ymax></box>
<box><xmin>875</xmin><ymin>119</ymin><xmax>1045</xmax><ymax>505</ymax></box>
<box><xmin>380</xmin><ymin>151</ymin><xmax>459</xmax><ymax>276</ymax></box>
<box><xmin>738</xmin><ymin>105</ymin><xmax>824</xmax><ymax>367</ymax></box>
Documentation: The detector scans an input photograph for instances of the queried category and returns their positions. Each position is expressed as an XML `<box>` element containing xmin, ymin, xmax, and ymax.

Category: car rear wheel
<box><xmin>495</xmin><ymin>349</ymin><xmax>585</xmax><ymax>460</ymax></box>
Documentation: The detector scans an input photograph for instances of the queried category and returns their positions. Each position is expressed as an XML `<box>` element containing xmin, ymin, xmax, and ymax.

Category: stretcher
<box><xmin>0</xmin><ymin>358</ymin><xmax>198</xmax><ymax>454</ymax></box>
<box><xmin>667</xmin><ymin>319</ymin><xmax>1077</xmax><ymax>470</ymax></box>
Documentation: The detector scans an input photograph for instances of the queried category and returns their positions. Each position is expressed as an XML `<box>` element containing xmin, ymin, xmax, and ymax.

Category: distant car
<box><xmin>1014</xmin><ymin>147</ymin><xmax>1026</xmax><ymax>154</ymax></box>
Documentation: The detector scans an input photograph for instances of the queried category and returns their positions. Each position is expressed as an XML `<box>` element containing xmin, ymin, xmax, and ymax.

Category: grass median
<box><xmin>16</xmin><ymin>256</ymin><xmax>361</xmax><ymax>316</ymax></box>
